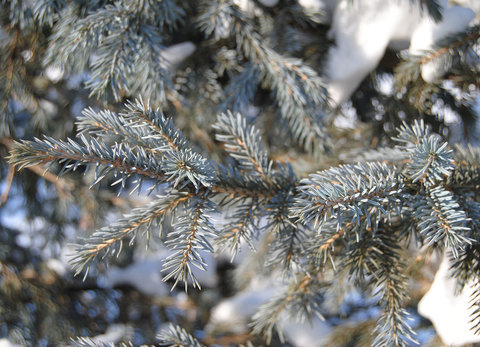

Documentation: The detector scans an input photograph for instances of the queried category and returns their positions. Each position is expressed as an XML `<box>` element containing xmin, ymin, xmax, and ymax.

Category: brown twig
<box><xmin>0</xmin><ymin>164</ymin><xmax>15</xmax><ymax>206</ymax></box>
<box><xmin>27</xmin><ymin>164</ymin><xmax>74</xmax><ymax>200</ymax></box>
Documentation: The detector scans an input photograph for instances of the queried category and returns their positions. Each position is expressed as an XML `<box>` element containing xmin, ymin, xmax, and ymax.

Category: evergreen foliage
<box><xmin>1</xmin><ymin>0</ymin><xmax>480</xmax><ymax>346</ymax></box>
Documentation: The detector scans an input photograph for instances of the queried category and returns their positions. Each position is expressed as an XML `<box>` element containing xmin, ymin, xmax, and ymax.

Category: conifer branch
<box><xmin>250</xmin><ymin>273</ymin><xmax>323</xmax><ymax>344</ymax></box>
<box><xmin>292</xmin><ymin>162</ymin><xmax>405</xmax><ymax>229</ymax></box>
<box><xmin>449</xmin><ymin>144</ymin><xmax>480</xmax><ymax>186</ymax></box>
<box><xmin>414</xmin><ymin>186</ymin><xmax>472</xmax><ymax>258</ymax></box>
<box><xmin>8</xmin><ymin>135</ymin><xmax>166</xmax><ymax>185</ymax></box>
<box><xmin>371</xmin><ymin>246</ymin><xmax>417</xmax><ymax>347</ymax></box>
<box><xmin>264</xmin><ymin>192</ymin><xmax>303</xmax><ymax>270</ymax></box>
<box><xmin>235</xmin><ymin>20</ymin><xmax>330</xmax><ymax>153</ymax></box>
<box><xmin>395</xmin><ymin>25</ymin><xmax>480</xmax><ymax>86</ymax></box>
<box><xmin>213</xmin><ymin>111</ymin><xmax>271</xmax><ymax>180</ymax></box>
<box><xmin>162</xmin><ymin>193</ymin><xmax>217</xmax><ymax>290</ymax></box>
<box><xmin>9</xmin><ymin>101</ymin><xmax>217</xmax><ymax>190</ymax></box>
<box><xmin>213</xmin><ymin>164</ymin><xmax>287</xmax><ymax>199</ymax></box>
<box><xmin>122</xmin><ymin>99</ymin><xmax>186</xmax><ymax>152</ymax></box>
<box><xmin>216</xmin><ymin>197</ymin><xmax>258</xmax><ymax>259</ymax></box>
<box><xmin>157</xmin><ymin>324</ymin><xmax>204</xmax><ymax>347</ymax></box>
<box><xmin>76</xmin><ymin>107</ymin><xmax>164</xmax><ymax>155</ymax></box>
<box><xmin>198</xmin><ymin>0</ymin><xmax>330</xmax><ymax>153</ymax></box>
<box><xmin>71</xmin><ymin>191</ymin><xmax>194</xmax><ymax>276</ymax></box>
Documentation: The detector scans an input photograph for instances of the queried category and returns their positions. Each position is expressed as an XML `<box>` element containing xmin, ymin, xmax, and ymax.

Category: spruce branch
<box><xmin>76</xmin><ymin>107</ymin><xmax>165</xmax><ymax>155</ymax></box>
<box><xmin>395</xmin><ymin>25</ymin><xmax>480</xmax><ymax>86</ymax></box>
<box><xmin>196</xmin><ymin>0</ymin><xmax>236</xmax><ymax>41</ymax></box>
<box><xmin>157</xmin><ymin>323</ymin><xmax>204</xmax><ymax>347</ymax></box>
<box><xmin>198</xmin><ymin>0</ymin><xmax>331</xmax><ymax>153</ymax></box>
<box><xmin>307</xmin><ymin>213</ymin><xmax>366</xmax><ymax>269</ymax></box>
<box><xmin>123</xmin><ymin>98</ymin><xmax>188</xmax><ymax>152</ymax></box>
<box><xmin>33</xmin><ymin>0</ymin><xmax>65</xmax><ymax>27</ymax></box>
<box><xmin>417</xmin><ymin>0</ymin><xmax>444</xmax><ymax>22</ymax></box>
<box><xmin>10</xmin><ymin>100</ymin><xmax>217</xmax><ymax>190</ymax></box>
<box><xmin>470</xmin><ymin>280</ymin><xmax>480</xmax><ymax>335</ymax></box>
<box><xmin>8</xmin><ymin>135</ymin><xmax>166</xmax><ymax>187</ymax></box>
<box><xmin>131</xmin><ymin>0</ymin><xmax>185</xmax><ymax>30</ymax></box>
<box><xmin>216</xmin><ymin>197</ymin><xmax>259</xmax><ymax>259</ymax></box>
<box><xmin>394</xmin><ymin>119</ymin><xmax>431</xmax><ymax>149</ymax></box>
<box><xmin>291</xmin><ymin>162</ymin><xmax>405</xmax><ymax>230</ymax></box>
<box><xmin>161</xmin><ymin>149</ymin><xmax>217</xmax><ymax>189</ymax></box>
<box><xmin>250</xmin><ymin>273</ymin><xmax>324</xmax><ymax>344</ymax></box>
<box><xmin>44</xmin><ymin>3</ymin><xmax>128</xmax><ymax>72</ymax></box>
<box><xmin>395</xmin><ymin>120</ymin><xmax>454</xmax><ymax>186</ymax></box>
<box><xmin>450</xmin><ymin>144</ymin><xmax>480</xmax><ymax>186</ymax></box>
<box><xmin>371</xmin><ymin>239</ymin><xmax>417</xmax><ymax>347</ymax></box>
<box><xmin>44</xmin><ymin>2</ymin><xmax>176</xmax><ymax>102</ymax></box>
<box><xmin>266</xmin><ymin>223</ymin><xmax>304</xmax><ymax>272</ymax></box>
<box><xmin>162</xmin><ymin>193</ymin><xmax>217</xmax><ymax>291</ymax></box>
<box><xmin>414</xmin><ymin>186</ymin><xmax>472</xmax><ymax>258</ymax></box>
<box><xmin>70</xmin><ymin>191</ymin><xmax>194</xmax><ymax>277</ymax></box>
<box><xmin>213</xmin><ymin>111</ymin><xmax>272</xmax><ymax>179</ymax></box>
<box><xmin>220</xmin><ymin>64</ymin><xmax>259</xmax><ymax>112</ymax></box>
<box><xmin>69</xmin><ymin>337</ymin><xmax>135</xmax><ymax>347</ymax></box>
<box><xmin>341</xmin><ymin>228</ymin><xmax>416</xmax><ymax>347</ymax></box>
<box><xmin>406</xmin><ymin>134</ymin><xmax>454</xmax><ymax>186</ymax></box>
<box><xmin>213</xmin><ymin>164</ymin><xmax>289</xmax><ymax>200</ymax></box>
<box><xmin>235</xmin><ymin>20</ymin><xmax>330</xmax><ymax>153</ymax></box>
<box><xmin>264</xmin><ymin>192</ymin><xmax>304</xmax><ymax>270</ymax></box>
<box><xmin>450</xmin><ymin>237</ymin><xmax>480</xmax><ymax>334</ymax></box>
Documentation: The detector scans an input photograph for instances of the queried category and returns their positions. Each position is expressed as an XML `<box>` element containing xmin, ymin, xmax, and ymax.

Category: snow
<box><xmin>455</xmin><ymin>0</ymin><xmax>480</xmax><ymax>18</ymax></box>
<box><xmin>45</xmin><ymin>66</ymin><xmax>64</xmax><ymax>83</ymax></box>
<box><xmin>280</xmin><ymin>316</ymin><xmax>332</xmax><ymax>347</ymax></box>
<box><xmin>0</xmin><ymin>339</ymin><xmax>23</xmax><ymax>347</ymax></box>
<box><xmin>101</xmin><ymin>249</ymin><xmax>217</xmax><ymax>296</ymax></box>
<box><xmin>206</xmin><ymin>275</ymin><xmax>334</xmax><ymax>347</ymax></box>
<box><xmin>326</xmin><ymin>0</ymin><xmax>420</xmax><ymax>105</ymax></box>
<box><xmin>85</xmin><ymin>324</ymin><xmax>133</xmax><ymax>344</ymax></box>
<box><xmin>258</xmin><ymin>0</ymin><xmax>279</xmax><ymax>6</ymax></box>
<box><xmin>410</xmin><ymin>3</ymin><xmax>474</xmax><ymax>82</ymax></box>
<box><xmin>206</xmin><ymin>286</ymin><xmax>280</xmax><ymax>334</ymax></box>
<box><xmin>298</xmin><ymin>0</ymin><xmax>338</xmax><ymax>19</ymax></box>
<box><xmin>418</xmin><ymin>252</ymin><xmax>480</xmax><ymax>346</ymax></box>
<box><xmin>46</xmin><ymin>258</ymin><xmax>68</xmax><ymax>277</ymax></box>
<box><xmin>161</xmin><ymin>42</ymin><xmax>196</xmax><ymax>67</ymax></box>
<box><xmin>233</xmin><ymin>0</ymin><xmax>279</xmax><ymax>14</ymax></box>
<box><xmin>298</xmin><ymin>0</ymin><xmax>325</xmax><ymax>10</ymax></box>
<box><xmin>233</xmin><ymin>0</ymin><xmax>257</xmax><ymax>15</ymax></box>
<box><xmin>326</xmin><ymin>0</ymin><xmax>476</xmax><ymax>106</ymax></box>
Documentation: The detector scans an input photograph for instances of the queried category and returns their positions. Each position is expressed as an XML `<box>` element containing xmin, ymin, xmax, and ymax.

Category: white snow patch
<box><xmin>333</xmin><ymin>102</ymin><xmax>357</xmax><ymax>129</ymax></box>
<box><xmin>410</xmin><ymin>2</ymin><xmax>474</xmax><ymax>82</ymax></box>
<box><xmin>102</xmin><ymin>256</ymin><xmax>169</xmax><ymax>297</ymax></box>
<box><xmin>89</xmin><ymin>324</ymin><xmax>133</xmax><ymax>344</ymax></box>
<box><xmin>377</xmin><ymin>74</ymin><xmax>395</xmax><ymax>95</ymax></box>
<box><xmin>45</xmin><ymin>66</ymin><xmax>64</xmax><ymax>83</ymax></box>
<box><xmin>0</xmin><ymin>339</ymin><xmax>23</xmax><ymax>347</ymax></box>
<box><xmin>206</xmin><ymin>276</ymin><xmax>334</xmax><ymax>347</ymax></box>
<box><xmin>206</xmin><ymin>286</ymin><xmax>280</xmax><ymax>334</ymax></box>
<box><xmin>280</xmin><ymin>315</ymin><xmax>332</xmax><ymax>347</ymax></box>
<box><xmin>326</xmin><ymin>0</ymin><xmax>420</xmax><ymax>105</ymax></box>
<box><xmin>298</xmin><ymin>0</ymin><xmax>324</xmax><ymax>10</ymax></box>
<box><xmin>161</xmin><ymin>42</ymin><xmax>196</xmax><ymax>67</ymax></box>
<box><xmin>326</xmin><ymin>0</ymin><xmax>476</xmax><ymax>105</ymax></box>
<box><xmin>454</xmin><ymin>0</ymin><xmax>480</xmax><ymax>18</ymax></box>
<box><xmin>258</xmin><ymin>0</ymin><xmax>279</xmax><ymax>6</ymax></box>
<box><xmin>299</xmin><ymin>0</ymin><xmax>337</xmax><ymax>18</ymax></box>
<box><xmin>418</xmin><ymin>252</ymin><xmax>480</xmax><ymax>346</ymax></box>
<box><xmin>101</xmin><ymin>249</ymin><xmax>217</xmax><ymax>296</ymax></box>
<box><xmin>46</xmin><ymin>258</ymin><xmax>68</xmax><ymax>277</ymax></box>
